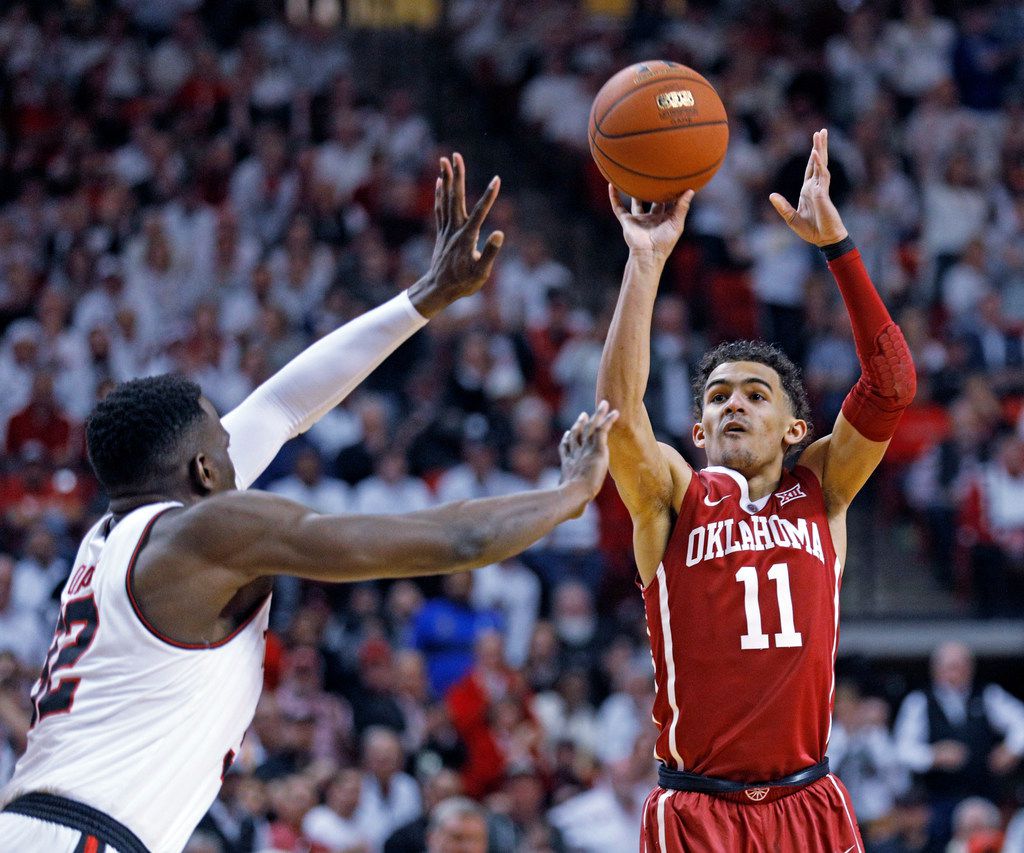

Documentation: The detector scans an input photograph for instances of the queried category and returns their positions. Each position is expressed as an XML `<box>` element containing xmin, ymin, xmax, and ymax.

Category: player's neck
<box><xmin>709</xmin><ymin>459</ymin><xmax>785</xmax><ymax>502</ymax></box>
<box><xmin>108</xmin><ymin>482</ymin><xmax>197</xmax><ymax>519</ymax></box>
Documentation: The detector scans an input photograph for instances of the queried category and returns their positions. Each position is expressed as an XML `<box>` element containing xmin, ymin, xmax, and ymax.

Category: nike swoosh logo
<box><xmin>703</xmin><ymin>494</ymin><xmax>730</xmax><ymax>507</ymax></box>
<box><xmin>839</xmin><ymin>846</ymin><xmax>856</xmax><ymax>853</ymax></box>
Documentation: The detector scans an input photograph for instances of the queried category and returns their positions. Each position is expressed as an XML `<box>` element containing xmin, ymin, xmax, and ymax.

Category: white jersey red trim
<box><xmin>3</xmin><ymin>502</ymin><xmax>271</xmax><ymax>853</ymax></box>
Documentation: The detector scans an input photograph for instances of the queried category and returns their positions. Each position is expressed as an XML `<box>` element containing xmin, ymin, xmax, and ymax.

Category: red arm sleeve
<box><xmin>824</xmin><ymin>238</ymin><xmax>917</xmax><ymax>442</ymax></box>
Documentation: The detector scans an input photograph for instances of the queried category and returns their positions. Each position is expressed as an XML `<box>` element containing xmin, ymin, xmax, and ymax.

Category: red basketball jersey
<box><xmin>643</xmin><ymin>464</ymin><xmax>841</xmax><ymax>782</ymax></box>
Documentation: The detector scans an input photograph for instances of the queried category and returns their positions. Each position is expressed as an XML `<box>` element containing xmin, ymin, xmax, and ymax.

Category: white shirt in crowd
<box><xmin>355</xmin><ymin>770</ymin><xmax>422</xmax><ymax>849</ymax></box>
<box><xmin>353</xmin><ymin>475</ymin><xmax>433</xmax><ymax>516</ymax></box>
<box><xmin>548</xmin><ymin>779</ymin><xmax>649</xmax><ymax>853</ymax></box>
<box><xmin>471</xmin><ymin>560</ymin><xmax>540</xmax><ymax>668</ymax></box>
<box><xmin>827</xmin><ymin>722</ymin><xmax>909</xmax><ymax>823</ymax></box>
<box><xmin>301</xmin><ymin>804</ymin><xmax>374</xmax><ymax>853</ymax></box>
<box><xmin>267</xmin><ymin>475</ymin><xmax>351</xmax><ymax>515</ymax></box>
<box><xmin>893</xmin><ymin>683</ymin><xmax>1024</xmax><ymax>772</ymax></box>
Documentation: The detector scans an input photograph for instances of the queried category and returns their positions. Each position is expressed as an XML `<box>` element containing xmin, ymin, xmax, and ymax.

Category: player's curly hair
<box><xmin>86</xmin><ymin>374</ymin><xmax>206</xmax><ymax>493</ymax></box>
<box><xmin>692</xmin><ymin>340</ymin><xmax>813</xmax><ymax>447</ymax></box>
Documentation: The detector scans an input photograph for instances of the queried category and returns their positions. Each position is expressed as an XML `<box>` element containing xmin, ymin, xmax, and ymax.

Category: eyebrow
<box><xmin>705</xmin><ymin>377</ymin><xmax>774</xmax><ymax>393</ymax></box>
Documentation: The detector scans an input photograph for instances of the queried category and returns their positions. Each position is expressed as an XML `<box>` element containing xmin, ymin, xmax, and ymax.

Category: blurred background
<box><xmin>1</xmin><ymin>0</ymin><xmax>1023</xmax><ymax>850</ymax></box>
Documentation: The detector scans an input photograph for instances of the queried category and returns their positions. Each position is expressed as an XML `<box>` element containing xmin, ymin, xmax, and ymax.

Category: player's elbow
<box><xmin>874</xmin><ymin>323</ymin><xmax>916</xmax><ymax>410</ymax></box>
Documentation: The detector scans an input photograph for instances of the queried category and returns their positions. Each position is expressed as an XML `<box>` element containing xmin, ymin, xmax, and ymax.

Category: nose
<box><xmin>724</xmin><ymin>392</ymin><xmax>746</xmax><ymax>414</ymax></box>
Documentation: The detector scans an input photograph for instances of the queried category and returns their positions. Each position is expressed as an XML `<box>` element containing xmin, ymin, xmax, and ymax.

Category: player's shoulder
<box><xmin>150</xmin><ymin>490</ymin><xmax>289</xmax><ymax>562</ymax></box>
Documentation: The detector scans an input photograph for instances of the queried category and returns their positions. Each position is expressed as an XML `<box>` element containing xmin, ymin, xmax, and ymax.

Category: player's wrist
<box><xmin>628</xmin><ymin>248</ymin><xmax>669</xmax><ymax>272</ymax></box>
<box><xmin>817</xmin><ymin>232</ymin><xmax>853</xmax><ymax>256</ymax></box>
<box><xmin>405</xmin><ymin>276</ymin><xmax>444</xmax><ymax>319</ymax></box>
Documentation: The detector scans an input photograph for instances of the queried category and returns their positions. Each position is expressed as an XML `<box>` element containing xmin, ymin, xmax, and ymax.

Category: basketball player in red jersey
<box><xmin>597</xmin><ymin>129</ymin><xmax>916</xmax><ymax>851</ymax></box>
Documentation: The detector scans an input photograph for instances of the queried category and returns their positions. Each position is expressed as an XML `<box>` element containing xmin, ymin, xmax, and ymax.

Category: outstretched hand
<box><xmin>559</xmin><ymin>400</ymin><xmax>620</xmax><ymax>512</ymax></box>
<box><xmin>769</xmin><ymin>129</ymin><xmax>848</xmax><ymax>247</ymax></box>
<box><xmin>608</xmin><ymin>184</ymin><xmax>694</xmax><ymax>263</ymax></box>
<box><xmin>408</xmin><ymin>153</ymin><xmax>504</xmax><ymax>318</ymax></box>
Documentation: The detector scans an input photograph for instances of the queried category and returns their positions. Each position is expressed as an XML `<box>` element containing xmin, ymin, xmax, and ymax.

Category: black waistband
<box><xmin>658</xmin><ymin>758</ymin><xmax>830</xmax><ymax>795</ymax></box>
<box><xmin>3</xmin><ymin>792</ymin><xmax>150</xmax><ymax>853</ymax></box>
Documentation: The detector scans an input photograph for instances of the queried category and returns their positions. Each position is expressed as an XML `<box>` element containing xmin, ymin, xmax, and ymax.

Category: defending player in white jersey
<box><xmin>0</xmin><ymin>155</ymin><xmax>619</xmax><ymax>853</ymax></box>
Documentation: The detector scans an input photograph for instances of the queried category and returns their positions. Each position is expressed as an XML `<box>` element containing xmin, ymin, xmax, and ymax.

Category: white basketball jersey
<box><xmin>3</xmin><ymin>502</ymin><xmax>271</xmax><ymax>853</ymax></box>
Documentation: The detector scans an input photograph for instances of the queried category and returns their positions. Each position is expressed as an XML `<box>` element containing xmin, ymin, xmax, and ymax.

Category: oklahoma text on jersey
<box><xmin>685</xmin><ymin>511</ymin><xmax>826</xmax><ymax>567</ymax></box>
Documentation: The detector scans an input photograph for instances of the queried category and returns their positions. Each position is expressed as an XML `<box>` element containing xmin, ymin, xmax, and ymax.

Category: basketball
<box><xmin>588</xmin><ymin>61</ymin><xmax>729</xmax><ymax>203</ymax></box>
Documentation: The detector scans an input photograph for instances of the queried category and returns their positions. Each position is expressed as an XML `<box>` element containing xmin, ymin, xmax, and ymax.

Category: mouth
<box><xmin>722</xmin><ymin>421</ymin><xmax>747</xmax><ymax>436</ymax></box>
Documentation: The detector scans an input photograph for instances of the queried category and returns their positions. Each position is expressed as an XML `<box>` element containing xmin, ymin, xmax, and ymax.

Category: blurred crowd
<box><xmin>3</xmin><ymin>0</ymin><xmax>1024</xmax><ymax>851</ymax></box>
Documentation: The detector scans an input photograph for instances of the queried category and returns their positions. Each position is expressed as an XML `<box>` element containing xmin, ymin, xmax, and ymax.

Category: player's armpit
<box><xmin>608</xmin><ymin>438</ymin><xmax>690</xmax><ymax>585</ymax></box>
<box><xmin>607</xmin><ymin>413</ymin><xmax>691</xmax><ymax>514</ymax></box>
<box><xmin>797</xmin><ymin>411</ymin><xmax>890</xmax><ymax>515</ymax></box>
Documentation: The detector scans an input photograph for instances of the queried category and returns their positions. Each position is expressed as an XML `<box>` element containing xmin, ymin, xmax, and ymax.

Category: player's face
<box><xmin>693</xmin><ymin>361</ymin><xmax>806</xmax><ymax>474</ymax></box>
<box><xmin>193</xmin><ymin>397</ymin><xmax>236</xmax><ymax>495</ymax></box>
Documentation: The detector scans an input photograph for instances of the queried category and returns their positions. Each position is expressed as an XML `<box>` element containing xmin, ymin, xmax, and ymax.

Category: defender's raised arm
<box><xmin>222</xmin><ymin>153</ymin><xmax>504</xmax><ymax>489</ymax></box>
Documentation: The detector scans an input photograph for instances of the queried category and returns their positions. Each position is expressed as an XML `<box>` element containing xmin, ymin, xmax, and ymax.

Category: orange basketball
<box><xmin>588</xmin><ymin>61</ymin><xmax>729</xmax><ymax>203</ymax></box>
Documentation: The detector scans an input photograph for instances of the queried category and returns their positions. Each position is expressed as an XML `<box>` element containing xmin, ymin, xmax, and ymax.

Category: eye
<box><xmin>751</xmin><ymin>392</ymin><xmax>765</xmax><ymax>401</ymax></box>
<box><xmin>711</xmin><ymin>393</ymin><xmax>726</xmax><ymax>403</ymax></box>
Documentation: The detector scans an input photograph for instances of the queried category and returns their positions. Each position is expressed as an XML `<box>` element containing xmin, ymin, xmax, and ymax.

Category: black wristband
<box><xmin>819</xmin><ymin>236</ymin><xmax>855</xmax><ymax>261</ymax></box>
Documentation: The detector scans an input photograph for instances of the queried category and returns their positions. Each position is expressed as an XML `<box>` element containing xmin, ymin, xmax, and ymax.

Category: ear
<box><xmin>190</xmin><ymin>453</ymin><xmax>215</xmax><ymax>494</ymax></box>
<box><xmin>692</xmin><ymin>421</ymin><xmax>706</xmax><ymax>449</ymax></box>
<box><xmin>782</xmin><ymin>418</ymin><xmax>808</xmax><ymax>449</ymax></box>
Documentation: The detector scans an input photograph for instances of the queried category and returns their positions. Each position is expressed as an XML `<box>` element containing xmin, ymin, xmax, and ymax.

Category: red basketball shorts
<box><xmin>640</xmin><ymin>773</ymin><xmax>864</xmax><ymax>853</ymax></box>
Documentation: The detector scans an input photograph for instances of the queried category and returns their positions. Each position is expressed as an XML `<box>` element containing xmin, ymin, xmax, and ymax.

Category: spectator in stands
<box><xmin>426</xmin><ymin>796</ymin><xmax>488</xmax><ymax>853</ymax></box>
<box><xmin>596</xmin><ymin>656</ymin><xmax>655</xmax><ymax>765</ymax></box>
<box><xmin>275</xmin><ymin>644</ymin><xmax>353</xmax><ymax>765</ymax></box>
<box><xmin>470</xmin><ymin>558</ymin><xmax>540</xmax><ymax>669</ymax></box>
<box><xmin>0</xmin><ymin>555</ymin><xmax>48</xmax><ymax>670</ymax></box>
<box><xmin>893</xmin><ymin>642</ymin><xmax>1024</xmax><ymax>841</ymax></box>
<box><xmin>547</xmin><ymin>757</ymin><xmax>649</xmax><ymax>853</ymax></box>
<box><xmin>946</xmin><ymin>796</ymin><xmax>1003</xmax><ymax>853</ymax></box>
<box><xmin>10</xmin><ymin>523</ymin><xmax>65</xmax><ymax>629</ymax></box>
<box><xmin>827</xmin><ymin>681</ymin><xmax>908</xmax><ymax>834</ymax></box>
<box><xmin>268</xmin><ymin>445</ymin><xmax>351</xmax><ymax>514</ymax></box>
<box><xmin>870</xmin><ymin>786</ymin><xmax>939</xmax><ymax>853</ymax></box>
<box><xmin>359</xmin><ymin>727</ymin><xmax>423</xmax><ymax>849</ymax></box>
<box><xmin>384</xmin><ymin>767</ymin><xmax>462</xmax><ymax>853</ymax></box>
<box><xmin>301</xmin><ymin>768</ymin><xmax>374</xmax><ymax>853</ymax></box>
<box><xmin>958</xmin><ymin>433</ymin><xmax>1024</xmax><ymax>615</ymax></box>
<box><xmin>350</xmin><ymin>638</ymin><xmax>405</xmax><ymax>736</ymax></box>
<box><xmin>352</xmin><ymin>449</ymin><xmax>433</xmax><ymax>515</ymax></box>
<box><xmin>414</xmin><ymin>572</ymin><xmax>502</xmax><ymax>698</ymax></box>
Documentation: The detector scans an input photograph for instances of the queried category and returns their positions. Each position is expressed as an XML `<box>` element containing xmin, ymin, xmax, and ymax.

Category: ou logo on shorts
<box><xmin>745</xmin><ymin>787</ymin><xmax>769</xmax><ymax>801</ymax></box>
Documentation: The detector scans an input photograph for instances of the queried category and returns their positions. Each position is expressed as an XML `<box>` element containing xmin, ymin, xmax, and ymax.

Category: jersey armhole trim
<box><xmin>125</xmin><ymin>508</ymin><xmax>269</xmax><ymax>651</ymax></box>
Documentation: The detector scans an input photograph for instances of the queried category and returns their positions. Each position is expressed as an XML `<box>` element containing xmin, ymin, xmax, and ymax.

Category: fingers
<box><xmin>561</xmin><ymin>411</ymin><xmax>589</xmax><ymax>457</ymax></box>
<box><xmin>608</xmin><ymin>183</ymin><xmax>628</xmax><ymax>217</ymax></box>
<box><xmin>631</xmin><ymin>197</ymin><xmax>642</xmax><ymax>216</ymax></box>
<box><xmin>477</xmin><ymin>230</ymin><xmax>504</xmax><ymax>274</ymax></box>
<box><xmin>810</xmin><ymin>149</ymin><xmax>830</xmax><ymax>188</ymax></box>
<box><xmin>453</xmin><ymin>152</ymin><xmax>468</xmax><ymax>222</ymax></box>
<box><xmin>670</xmin><ymin>189</ymin><xmax>695</xmax><ymax>225</ymax></box>
<box><xmin>803</xmin><ymin>137</ymin><xmax>816</xmax><ymax>182</ymax></box>
<box><xmin>769</xmin><ymin>192</ymin><xmax>796</xmax><ymax>223</ymax></box>
<box><xmin>434</xmin><ymin>176</ymin><xmax>443</xmax><ymax>232</ymax></box>
<box><xmin>447</xmin><ymin>154</ymin><xmax>461</xmax><ymax>225</ymax></box>
<box><xmin>570</xmin><ymin>410</ymin><xmax>588</xmax><ymax>445</ymax></box>
<box><xmin>818</xmin><ymin>127</ymin><xmax>828</xmax><ymax>170</ymax></box>
<box><xmin>466</xmin><ymin>176</ymin><xmax>501</xmax><ymax>236</ymax></box>
<box><xmin>439</xmin><ymin>157</ymin><xmax>453</xmax><ymax>229</ymax></box>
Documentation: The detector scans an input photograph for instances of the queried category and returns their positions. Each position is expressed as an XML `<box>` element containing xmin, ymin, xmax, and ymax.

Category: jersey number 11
<box><xmin>735</xmin><ymin>563</ymin><xmax>803</xmax><ymax>650</ymax></box>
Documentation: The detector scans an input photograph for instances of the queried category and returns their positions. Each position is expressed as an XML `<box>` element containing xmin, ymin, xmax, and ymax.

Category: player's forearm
<box><xmin>222</xmin><ymin>291</ymin><xmax>428</xmax><ymax>488</ymax></box>
<box><xmin>316</xmin><ymin>482</ymin><xmax>593</xmax><ymax>582</ymax></box>
<box><xmin>597</xmin><ymin>253</ymin><xmax>664</xmax><ymax>417</ymax></box>
<box><xmin>825</xmin><ymin>237</ymin><xmax>916</xmax><ymax>441</ymax></box>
